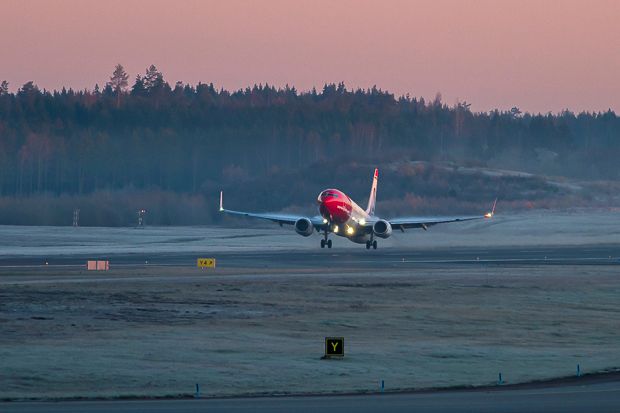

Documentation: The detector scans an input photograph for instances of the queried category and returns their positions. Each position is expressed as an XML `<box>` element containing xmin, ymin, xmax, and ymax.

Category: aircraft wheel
<box><xmin>372</xmin><ymin>240</ymin><xmax>378</xmax><ymax>250</ymax></box>
<box><xmin>366</xmin><ymin>241</ymin><xmax>371</xmax><ymax>249</ymax></box>
<box><xmin>320</xmin><ymin>239</ymin><xmax>325</xmax><ymax>248</ymax></box>
<box><xmin>327</xmin><ymin>239</ymin><xmax>332</xmax><ymax>248</ymax></box>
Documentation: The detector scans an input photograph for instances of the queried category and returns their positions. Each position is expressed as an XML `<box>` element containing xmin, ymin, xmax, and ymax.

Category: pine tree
<box><xmin>107</xmin><ymin>64</ymin><xmax>129</xmax><ymax>108</ymax></box>
<box><xmin>0</xmin><ymin>80</ymin><xmax>8</xmax><ymax>95</ymax></box>
<box><xmin>131</xmin><ymin>75</ymin><xmax>146</xmax><ymax>96</ymax></box>
<box><xmin>144</xmin><ymin>64</ymin><xmax>164</xmax><ymax>92</ymax></box>
<box><xmin>18</xmin><ymin>81</ymin><xmax>39</xmax><ymax>95</ymax></box>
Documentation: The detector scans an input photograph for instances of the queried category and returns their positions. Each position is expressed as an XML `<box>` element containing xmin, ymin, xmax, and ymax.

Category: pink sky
<box><xmin>2</xmin><ymin>0</ymin><xmax>618</xmax><ymax>113</ymax></box>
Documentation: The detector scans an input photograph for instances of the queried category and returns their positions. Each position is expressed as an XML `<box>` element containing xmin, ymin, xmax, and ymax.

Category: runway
<box><xmin>1</xmin><ymin>243</ymin><xmax>619</xmax><ymax>271</ymax></box>
<box><xmin>4</xmin><ymin>374</ymin><xmax>620</xmax><ymax>413</ymax></box>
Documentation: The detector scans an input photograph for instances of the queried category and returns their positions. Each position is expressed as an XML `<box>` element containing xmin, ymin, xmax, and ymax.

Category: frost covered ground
<box><xmin>0</xmin><ymin>209</ymin><xmax>618</xmax><ymax>257</ymax></box>
<box><xmin>0</xmin><ymin>210</ymin><xmax>619</xmax><ymax>400</ymax></box>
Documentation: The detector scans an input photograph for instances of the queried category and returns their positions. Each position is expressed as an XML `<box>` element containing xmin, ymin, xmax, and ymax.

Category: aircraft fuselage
<box><xmin>317</xmin><ymin>189</ymin><xmax>371</xmax><ymax>243</ymax></box>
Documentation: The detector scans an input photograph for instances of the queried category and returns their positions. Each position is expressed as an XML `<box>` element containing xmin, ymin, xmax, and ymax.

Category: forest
<box><xmin>0</xmin><ymin>65</ymin><xmax>618</xmax><ymax>225</ymax></box>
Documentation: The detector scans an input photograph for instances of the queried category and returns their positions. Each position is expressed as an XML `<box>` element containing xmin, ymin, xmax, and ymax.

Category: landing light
<box><xmin>485</xmin><ymin>212</ymin><xmax>493</xmax><ymax>218</ymax></box>
<box><xmin>359</xmin><ymin>218</ymin><xmax>366</xmax><ymax>225</ymax></box>
<box><xmin>346</xmin><ymin>226</ymin><xmax>354</xmax><ymax>235</ymax></box>
<box><xmin>323</xmin><ymin>218</ymin><xmax>328</xmax><ymax>224</ymax></box>
<box><xmin>333</xmin><ymin>225</ymin><xmax>339</xmax><ymax>233</ymax></box>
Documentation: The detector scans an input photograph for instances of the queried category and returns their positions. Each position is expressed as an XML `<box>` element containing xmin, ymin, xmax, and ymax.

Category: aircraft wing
<box><xmin>219</xmin><ymin>191</ymin><xmax>325</xmax><ymax>227</ymax></box>
<box><xmin>388</xmin><ymin>215</ymin><xmax>487</xmax><ymax>230</ymax></box>
<box><xmin>387</xmin><ymin>199</ymin><xmax>497</xmax><ymax>230</ymax></box>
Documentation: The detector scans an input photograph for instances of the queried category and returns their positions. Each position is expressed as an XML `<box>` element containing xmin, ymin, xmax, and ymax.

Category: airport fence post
<box><xmin>195</xmin><ymin>383</ymin><xmax>200</xmax><ymax>398</ymax></box>
<box><xmin>381</xmin><ymin>379</ymin><xmax>384</xmax><ymax>393</ymax></box>
<box><xmin>577</xmin><ymin>364</ymin><xmax>581</xmax><ymax>377</ymax></box>
<box><xmin>498</xmin><ymin>372</ymin><xmax>503</xmax><ymax>385</ymax></box>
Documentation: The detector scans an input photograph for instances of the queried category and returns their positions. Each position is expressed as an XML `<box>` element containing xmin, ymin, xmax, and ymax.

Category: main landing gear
<box><xmin>321</xmin><ymin>229</ymin><xmax>332</xmax><ymax>249</ymax></box>
<box><xmin>366</xmin><ymin>239</ymin><xmax>377</xmax><ymax>250</ymax></box>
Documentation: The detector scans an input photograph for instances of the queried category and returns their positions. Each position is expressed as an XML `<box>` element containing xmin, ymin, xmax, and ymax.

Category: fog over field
<box><xmin>0</xmin><ymin>210</ymin><xmax>618</xmax><ymax>257</ymax></box>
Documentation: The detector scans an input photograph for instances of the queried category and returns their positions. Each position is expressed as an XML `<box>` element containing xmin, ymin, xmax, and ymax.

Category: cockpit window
<box><xmin>321</xmin><ymin>191</ymin><xmax>339</xmax><ymax>199</ymax></box>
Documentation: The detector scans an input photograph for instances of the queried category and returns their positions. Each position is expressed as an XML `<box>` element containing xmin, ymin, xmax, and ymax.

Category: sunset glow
<box><xmin>2</xmin><ymin>0</ymin><xmax>619</xmax><ymax>112</ymax></box>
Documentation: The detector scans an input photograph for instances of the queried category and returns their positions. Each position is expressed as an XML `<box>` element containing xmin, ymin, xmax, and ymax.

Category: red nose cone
<box><xmin>317</xmin><ymin>189</ymin><xmax>352</xmax><ymax>224</ymax></box>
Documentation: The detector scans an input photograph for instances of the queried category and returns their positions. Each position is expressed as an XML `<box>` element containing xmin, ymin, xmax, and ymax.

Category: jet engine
<box><xmin>373</xmin><ymin>219</ymin><xmax>392</xmax><ymax>239</ymax></box>
<box><xmin>294</xmin><ymin>218</ymin><xmax>314</xmax><ymax>237</ymax></box>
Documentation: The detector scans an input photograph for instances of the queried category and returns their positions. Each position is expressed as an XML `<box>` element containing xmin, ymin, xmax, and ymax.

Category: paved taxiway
<box><xmin>3</xmin><ymin>375</ymin><xmax>620</xmax><ymax>413</ymax></box>
<box><xmin>1</xmin><ymin>244</ymin><xmax>619</xmax><ymax>271</ymax></box>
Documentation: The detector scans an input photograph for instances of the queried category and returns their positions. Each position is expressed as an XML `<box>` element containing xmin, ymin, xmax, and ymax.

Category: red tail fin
<box><xmin>366</xmin><ymin>168</ymin><xmax>378</xmax><ymax>216</ymax></box>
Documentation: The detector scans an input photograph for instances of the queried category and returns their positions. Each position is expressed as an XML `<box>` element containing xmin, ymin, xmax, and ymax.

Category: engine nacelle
<box><xmin>294</xmin><ymin>218</ymin><xmax>314</xmax><ymax>237</ymax></box>
<box><xmin>373</xmin><ymin>219</ymin><xmax>392</xmax><ymax>239</ymax></box>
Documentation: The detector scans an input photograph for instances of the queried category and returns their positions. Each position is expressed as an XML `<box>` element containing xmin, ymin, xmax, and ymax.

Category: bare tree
<box><xmin>107</xmin><ymin>64</ymin><xmax>129</xmax><ymax>108</ymax></box>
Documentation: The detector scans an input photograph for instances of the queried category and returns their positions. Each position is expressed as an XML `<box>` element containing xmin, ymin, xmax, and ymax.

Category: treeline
<box><xmin>0</xmin><ymin>159</ymin><xmax>605</xmax><ymax>226</ymax></box>
<box><xmin>0</xmin><ymin>64</ymin><xmax>619</xmax><ymax>201</ymax></box>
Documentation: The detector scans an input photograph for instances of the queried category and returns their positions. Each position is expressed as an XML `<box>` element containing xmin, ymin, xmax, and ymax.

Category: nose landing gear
<box><xmin>321</xmin><ymin>229</ymin><xmax>332</xmax><ymax>248</ymax></box>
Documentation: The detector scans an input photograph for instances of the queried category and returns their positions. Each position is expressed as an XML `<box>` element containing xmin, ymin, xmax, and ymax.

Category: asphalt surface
<box><xmin>3</xmin><ymin>376</ymin><xmax>620</xmax><ymax>413</ymax></box>
<box><xmin>1</xmin><ymin>244</ymin><xmax>619</xmax><ymax>270</ymax></box>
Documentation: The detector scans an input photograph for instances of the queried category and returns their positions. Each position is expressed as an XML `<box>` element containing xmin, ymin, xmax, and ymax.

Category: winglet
<box><xmin>485</xmin><ymin>198</ymin><xmax>498</xmax><ymax>219</ymax></box>
<box><xmin>219</xmin><ymin>191</ymin><xmax>224</xmax><ymax>212</ymax></box>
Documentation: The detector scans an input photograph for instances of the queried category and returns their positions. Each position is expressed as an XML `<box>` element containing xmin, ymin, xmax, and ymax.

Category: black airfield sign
<box><xmin>325</xmin><ymin>337</ymin><xmax>344</xmax><ymax>357</ymax></box>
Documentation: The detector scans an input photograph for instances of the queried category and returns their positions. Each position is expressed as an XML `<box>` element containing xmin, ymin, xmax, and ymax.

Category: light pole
<box><xmin>72</xmin><ymin>208</ymin><xmax>80</xmax><ymax>227</ymax></box>
<box><xmin>137</xmin><ymin>209</ymin><xmax>146</xmax><ymax>228</ymax></box>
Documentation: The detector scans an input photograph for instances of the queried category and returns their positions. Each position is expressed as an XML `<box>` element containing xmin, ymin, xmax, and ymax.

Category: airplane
<box><xmin>219</xmin><ymin>168</ymin><xmax>496</xmax><ymax>249</ymax></box>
